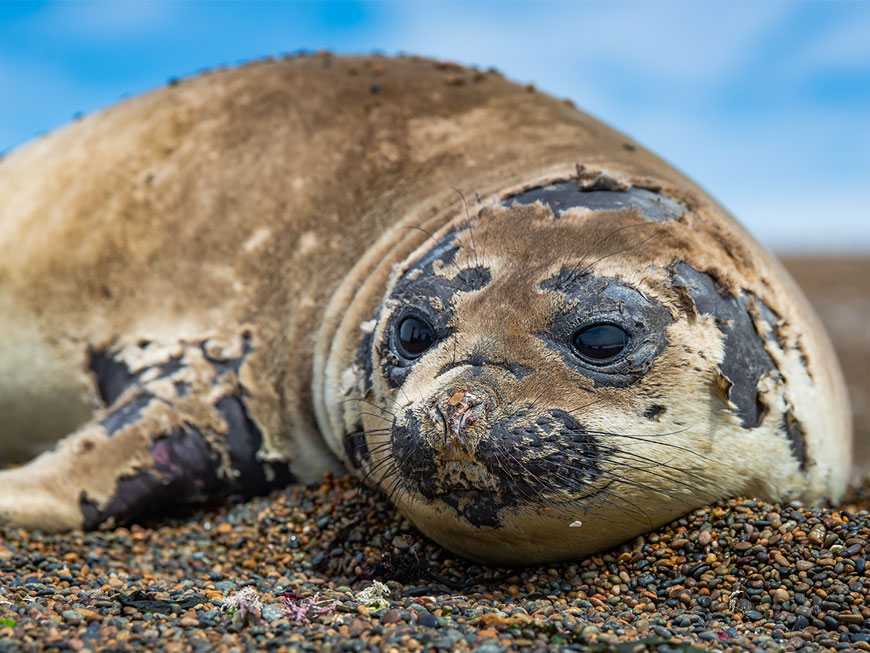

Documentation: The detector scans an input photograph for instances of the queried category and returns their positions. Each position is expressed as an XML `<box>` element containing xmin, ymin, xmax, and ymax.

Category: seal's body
<box><xmin>0</xmin><ymin>56</ymin><xmax>850</xmax><ymax>564</ymax></box>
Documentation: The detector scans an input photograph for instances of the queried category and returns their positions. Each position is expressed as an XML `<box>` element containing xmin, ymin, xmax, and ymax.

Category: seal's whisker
<box><xmin>382</xmin><ymin>474</ymin><xmax>405</xmax><ymax>506</ymax></box>
<box><xmin>359</xmin><ymin>455</ymin><xmax>395</xmax><ymax>481</ymax></box>
<box><xmin>556</xmin><ymin>463</ymin><xmax>701</xmax><ymax>507</ymax></box>
<box><xmin>562</xmin><ymin>397</ymin><xmax>607</xmax><ymax>415</ymax></box>
<box><xmin>500</xmin><ymin>449</ymin><xmax>557</xmax><ymax>502</ymax></box>
<box><xmin>386</xmin><ymin>468</ymin><xmax>409</xmax><ymax>506</ymax></box>
<box><xmin>364</xmin><ymin>447</ymin><xmax>396</xmax><ymax>463</ymax></box>
<box><xmin>342</xmin><ymin>397</ymin><xmax>398</xmax><ymax>419</ymax></box>
<box><xmin>372</xmin><ymin>457</ymin><xmax>401</xmax><ymax>491</ymax></box>
<box><xmin>450</xmin><ymin>186</ymin><xmax>482</xmax><ymax>273</ymax></box>
<box><xmin>353</xmin><ymin>410</ymin><xmax>395</xmax><ymax>425</ymax></box>
<box><xmin>359</xmin><ymin>457</ymin><xmax>398</xmax><ymax>489</ymax></box>
<box><xmin>529</xmin><ymin>466</ymin><xmax>654</xmax><ymax>527</ymax></box>
<box><xmin>578</xmin><ymin>486</ymin><xmax>655</xmax><ymax>529</ymax></box>
<box><xmin>478</xmin><ymin>206</ymin><xmax>491</xmax><ymax>271</ymax></box>
<box><xmin>581</xmin><ymin>455</ymin><xmax>720</xmax><ymax>500</ymax></box>
<box><xmin>604</xmin><ymin>450</ymin><xmax>726</xmax><ymax>498</ymax></box>
<box><xmin>526</xmin><ymin>385</ymin><xmax>551</xmax><ymax>411</ymax></box>
<box><xmin>562</xmin><ymin>220</ymin><xmax>653</xmax><ymax>273</ymax></box>
<box><xmin>403</xmin><ymin>224</ymin><xmax>466</xmax><ymax>279</ymax></box>
<box><xmin>584</xmin><ymin>423</ymin><xmax>693</xmax><ymax>438</ymax></box>
<box><xmin>357</xmin><ymin>441</ymin><xmax>393</xmax><ymax>467</ymax></box>
<box><xmin>603</xmin><ymin>450</ymin><xmax>704</xmax><ymax>476</ymax></box>
<box><xmin>364</xmin><ymin>443</ymin><xmax>395</xmax><ymax>458</ymax></box>
<box><xmin>563</xmin><ymin>479</ymin><xmax>652</xmax><ymax>522</ymax></box>
<box><xmin>356</xmin><ymin>446</ymin><xmax>401</xmax><ymax>497</ymax></box>
<box><xmin>583</xmin><ymin>428</ymin><xmax>716</xmax><ymax>464</ymax></box>
<box><xmin>605</xmin><ymin>445</ymin><xmax>709</xmax><ymax>473</ymax></box>
<box><xmin>575</xmin><ymin>227</ymin><xmax>663</xmax><ymax>278</ymax></box>
<box><xmin>355</xmin><ymin>426</ymin><xmax>392</xmax><ymax>435</ymax></box>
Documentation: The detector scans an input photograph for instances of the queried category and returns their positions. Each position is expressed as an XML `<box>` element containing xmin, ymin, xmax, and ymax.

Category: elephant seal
<box><xmin>0</xmin><ymin>55</ymin><xmax>851</xmax><ymax>565</ymax></box>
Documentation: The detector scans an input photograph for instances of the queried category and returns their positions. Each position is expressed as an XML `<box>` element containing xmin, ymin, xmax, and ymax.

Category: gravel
<box><xmin>1</xmin><ymin>473</ymin><xmax>869</xmax><ymax>652</ymax></box>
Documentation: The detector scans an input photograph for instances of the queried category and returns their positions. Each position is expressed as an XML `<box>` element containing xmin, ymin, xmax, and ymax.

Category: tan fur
<box><xmin>0</xmin><ymin>55</ymin><xmax>850</xmax><ymax>564</ymax></box>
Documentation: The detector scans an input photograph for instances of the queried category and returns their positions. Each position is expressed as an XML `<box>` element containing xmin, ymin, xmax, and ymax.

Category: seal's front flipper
<box><xmin>0</xmin><ymin>336</ymin><xmax>295</xmax><ymax>531</ymax></box>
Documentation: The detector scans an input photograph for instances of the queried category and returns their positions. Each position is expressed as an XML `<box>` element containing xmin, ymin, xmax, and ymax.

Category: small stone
<box><xmin>381</xmin><ymin>609</ymin><xmax>402</xmax><ymax>625</ymax></box>
<box><xmin>744</xmin><ymin>610</ymin><xmax>764</xmax><ymax>622</ymax></box>
<box><xmin>418</xmin><ymin>613</ymin><xmax>439</xmax><ymax>628</ymax></box>
<box><xmin>62</xmin><ymin>610</ymin><xmax>84</xmax><ymax>623</ymax></box>
<box><xmin>773</xmin><ymin>587</ymin><xmax>789</xmax><ymax>603</ymax></box>
<box><xmin>261</xmin><ymin>604</ymin><xmax>285</xmax><ymax>623</ymax></box>
<box><xmin>839</xmin><ymin>612</ymin><xmax>865</xmax><ymax>625</ymax></box>
<box><xmin>808</xmin><ymin>529</ymin><xmax>825</xmax><ymax>545</ymax></box>
<box><xmin>793</xmin><ymin>615</ymin><xmax>810</xmax><ymax>630</ymax></box>
<box><xmin>347</xmin><ymin>617</ymin><xmax>371</xmax><ymax>637</ymax></box>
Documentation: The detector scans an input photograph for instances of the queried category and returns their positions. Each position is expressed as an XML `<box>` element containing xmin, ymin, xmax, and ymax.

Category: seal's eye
<box><xmin>571</xmin><ymin>323</ymin><xmax>628</xmax><ymax>363</ymax></box>
<box><xmin>396</xmin><ymin>315</ymin><xmax>435</xmax><ymax>358</ymax></box>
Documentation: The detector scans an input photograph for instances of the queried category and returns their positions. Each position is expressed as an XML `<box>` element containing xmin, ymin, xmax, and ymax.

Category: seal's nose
<box><xmin>427</xmin><ymin>386</ymin><xmax>493</xmax><ymax>453</ymax></box>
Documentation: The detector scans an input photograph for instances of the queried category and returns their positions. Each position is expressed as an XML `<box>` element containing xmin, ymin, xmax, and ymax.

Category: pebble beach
<box><xmin>2</xmin><ymin>472</ymin><xmax>869</xmax><ymax>652</ymax></box>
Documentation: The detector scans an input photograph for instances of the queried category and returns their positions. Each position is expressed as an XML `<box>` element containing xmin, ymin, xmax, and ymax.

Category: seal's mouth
<box><xmin>430</xmin><ymin>487</ymin><xmax>498</xmax><ymax>501</ymax></box>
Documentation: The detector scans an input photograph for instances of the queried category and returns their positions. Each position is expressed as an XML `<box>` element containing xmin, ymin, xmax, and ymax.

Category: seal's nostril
<box><xmin>433</xmin><ymin>404</ymin><xmax>449</xmax><ymax>444</ymax></box>
<box><xmin>429</xmin><ymin>387</ymin><xmax>490</xmax><ymax>447</ymax></box>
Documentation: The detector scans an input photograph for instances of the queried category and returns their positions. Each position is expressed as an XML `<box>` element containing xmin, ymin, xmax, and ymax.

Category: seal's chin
<box><xmin>388</xmin><ymin>476</ymin><xmax>644</xmax><ymax>566</ymax></box>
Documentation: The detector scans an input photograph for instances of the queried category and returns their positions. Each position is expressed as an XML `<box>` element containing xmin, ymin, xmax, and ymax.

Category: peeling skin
<box><xmin>782</xmin><ymin>409</ymin><xmax>808</xmax><ymax>471</ymax></box>
<box><xmin>508</xmin><ymin>181</ymin><xmax>686</xmax><ymax>223</ymax></box>
<box><xmin>672</xmin><ymin>263</ymin><xmax>779</xmax><ymax>429</ymax></box>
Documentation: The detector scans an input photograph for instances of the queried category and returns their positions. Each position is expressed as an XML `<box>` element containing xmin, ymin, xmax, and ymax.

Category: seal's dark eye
<box><xmin>571</xmin><ymin>323</ymin><xmax>628</xmax><ymax>363</ymax></box>
<box><xmin>396</xmin><ymin>315</ymin><xmax>435</xmax><ymax>358</ymax></box>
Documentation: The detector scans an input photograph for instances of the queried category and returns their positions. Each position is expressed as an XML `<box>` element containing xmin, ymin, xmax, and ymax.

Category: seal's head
<box><xmin>336</xmin><ymin>180</ymin><xmax>842</xmax><ymax>565</ymax></box>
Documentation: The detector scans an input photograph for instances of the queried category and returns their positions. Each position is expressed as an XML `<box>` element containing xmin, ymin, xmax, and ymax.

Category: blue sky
<box><xmin>1</xmin><ymin>1</ymin><xmax>868</xmax><ymax>252</ymax></box>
